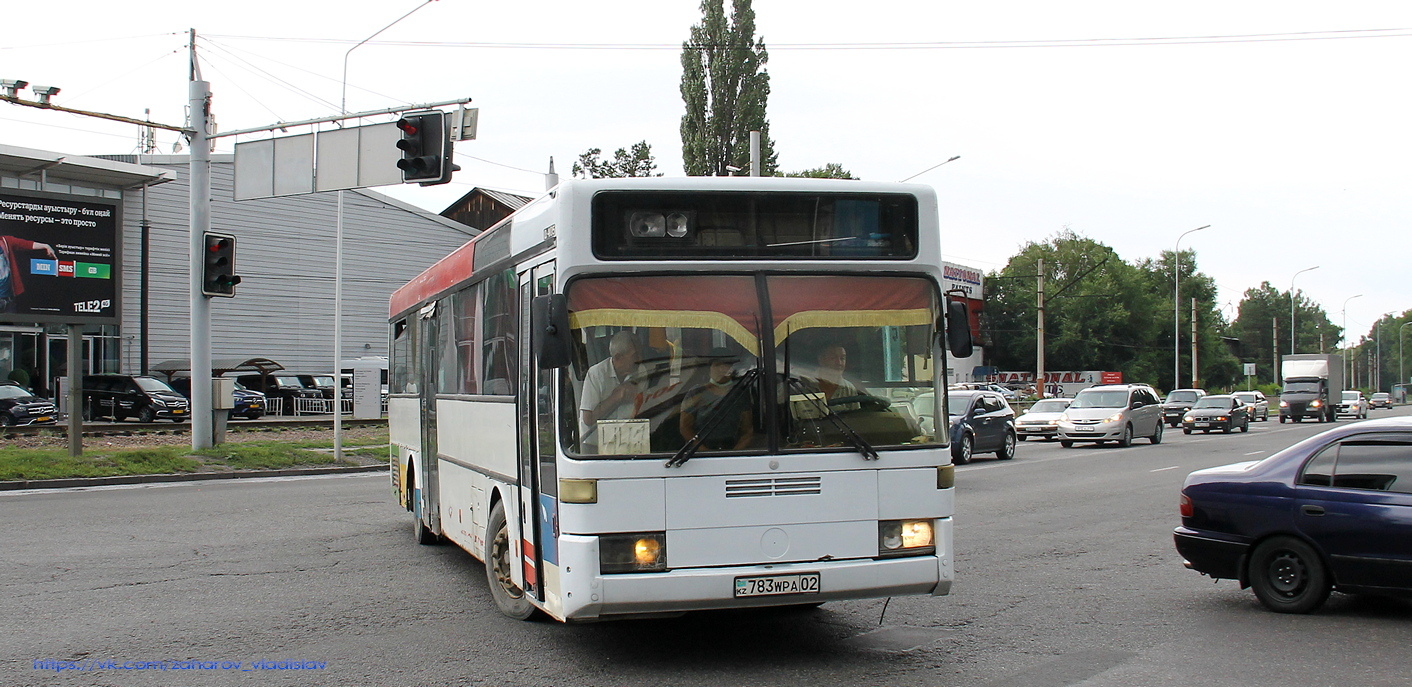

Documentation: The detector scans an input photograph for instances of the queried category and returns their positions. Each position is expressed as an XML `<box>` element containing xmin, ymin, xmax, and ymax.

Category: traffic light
<box><xmin>395</xmin><ymin>110</ymin><xmax>458</xmax><ymax>186</ymax></box>
<box><xmin>201</xmin><ymin>231</ymin><xmax>241</xmax><ymax>297</ymax></box>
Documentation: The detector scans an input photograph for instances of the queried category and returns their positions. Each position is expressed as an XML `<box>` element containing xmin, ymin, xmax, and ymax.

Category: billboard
<box><xmin>0</xmin><ymin>190</ymin><xmax>121</xmax><ymax>324</ymax></box>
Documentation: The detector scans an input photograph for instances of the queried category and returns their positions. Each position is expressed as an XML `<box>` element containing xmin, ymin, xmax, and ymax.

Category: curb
<box><xmin>0</xmin><ymin>464</ymin><xmax>388</xmax><ymax>492</ymax></box>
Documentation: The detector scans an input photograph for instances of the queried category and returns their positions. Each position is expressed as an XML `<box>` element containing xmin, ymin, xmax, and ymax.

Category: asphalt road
<box><xmin>2</xmin><ymin>408</ymin><xmax>1409</xmax><ymax>687</ymax></box>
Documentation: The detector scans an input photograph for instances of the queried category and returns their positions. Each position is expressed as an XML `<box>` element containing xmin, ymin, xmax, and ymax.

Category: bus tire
<box><xmin>409</xmin><ymin>470</ymin><xmax>439</xmax><ymax>545</ymax></box>
<box><xmin>486</xmin><ymin>501</ymin><xmax>536</xmax><ymax>620</ymax></box>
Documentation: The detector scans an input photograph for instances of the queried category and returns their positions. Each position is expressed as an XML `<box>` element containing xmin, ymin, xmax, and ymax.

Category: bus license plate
<box><xmin>734</xmin><ymin>573</ymin><xmax>820</xmax><ymax>598</ymax></box>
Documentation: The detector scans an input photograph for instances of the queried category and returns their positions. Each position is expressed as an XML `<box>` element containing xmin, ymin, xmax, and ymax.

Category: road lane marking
<box><xmin>1150</xmin><ymin>466</ymin><xmax>1181</xmax><ymax>472</ymax></box>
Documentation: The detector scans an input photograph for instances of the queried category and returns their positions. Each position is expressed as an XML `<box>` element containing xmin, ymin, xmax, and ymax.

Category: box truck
<box><xmin>1279</xmin><ymin>354</ymin><xmax>1342</xmax><ymax>423</ymax></box>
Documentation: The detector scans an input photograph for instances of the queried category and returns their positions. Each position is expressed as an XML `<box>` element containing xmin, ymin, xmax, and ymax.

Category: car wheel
<box><xmin>1118</xmin><ymin>424</ymin><xmax>1133</xmax><ymax>447</ymax></box>
<box><xmin>1150</xmin><ymin>422</ymin><xmax>1163</xmax><ymax>444</ymax></box>
<box><xmin>1017</xmin><ymin>435</ymin><xmax>1028</xmax><ymax>441</ymax></box>
<box><xmin>996</xmin><ymin>431</ymin><xmax>1016</xmax><ymax>460</ymax></box>
<box><xmin>1279</xmin><ymin>415</ymin><xmax>1285</xmax><ymax>424</ymax></box>
<box><xmin>1183</xmin><ymin>427</ymin><xmax>1192</xmax><ymax>435</ymax></box>
<box><xmin>1060</xmin><ymin>440</ymin><xmax>1074</xmax><ymax>448</ymax></box>
<box><xmin>486</xmin><ymin>501</ymin><xmax>537</xmax><ymax>620</ymax></box>
<box><xmin>1241</xmin><ymin>419</ymin><xmax>1249</xmax><ymax>433</ymax></box>
<box><xmin>1224</xmin><ymin>421</ymin><xmax>1234</xmax><ymax>434</ymax></box>
<box><xmin>0</xmin><ymin>414</ymin><xmax>13</xmax><ymax>427</ymax></box>
<box><xmin>951</xmin><ymin>434</ymin><xmax>973</xmax><ymax>465</ymax></box>
<box><xmin>1249</xmin><ymin>536</ymin><xmax>1331</xmax><ymax>614</ymax></box>
<box><xmin>1169</xmin><ymin>421</ymin><xmax>1179</xmax><ymax>428</ymax></box>
<box><xmin>137</xmin><ymin>407</ymin><xmax>156</xmax><ymax>423</ymax></box>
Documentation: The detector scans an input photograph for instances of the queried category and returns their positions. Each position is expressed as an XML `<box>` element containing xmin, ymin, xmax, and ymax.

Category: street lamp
<box><xmin>1342</xmin><ymin>294</ymin><xmax>1363</xmax><ymax>386</ymax></box>
<box><xmin>1173</xmin><ymin>225</ymin><xmax>1210</xmax><ymax>389</ymax></box>
<box><xmin>1289</xmin><ymin>266</ymin><xmax>1319</xmax><ymax>355</ymax></box>
<box><xmin>1400</xmin><ymin>321</ymin><xmax>1412</xmax><ymax>403</ymax></box>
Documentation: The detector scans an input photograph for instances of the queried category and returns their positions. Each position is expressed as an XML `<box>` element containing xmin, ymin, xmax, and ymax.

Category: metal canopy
<box><xmin>149</xmin><ymin>357</ymin><xmax>285</xmax><ymax>379</ymax></box>
<box><xmin>0</xmin><ymin>143</ymin><xmax>174</xmax><ymax>188</ymax></box>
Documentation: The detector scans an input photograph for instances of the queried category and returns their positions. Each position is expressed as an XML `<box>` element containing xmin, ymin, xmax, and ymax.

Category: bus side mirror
<box><xmin>944</xmin><ymin>300</ymin><xmax>974</xmax><ymax>360</ymax></box>
<box><xmin>532</xmin><ymin>294</ymin><xmax>572</xmax><ymax>369</ymax></box>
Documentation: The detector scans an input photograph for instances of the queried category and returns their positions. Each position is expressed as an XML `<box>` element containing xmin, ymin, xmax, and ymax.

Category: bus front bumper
<box><xmin>555</xmin><ymin>535</ymin><xmax>950</xmax><ymax>621</ymax></box>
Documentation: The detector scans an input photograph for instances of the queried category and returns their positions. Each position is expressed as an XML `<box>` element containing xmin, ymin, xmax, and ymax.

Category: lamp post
<box><xmin>1173</xmin><ymin>225</ymin><xmax>1210</xmax><ymax>389</ymax></box>
<box><xmin>1289</xmin><ymin>266</ymin><xmax>1319</xmax><ymax>355</ymax></box>
<box><xmin>1400</xmin><ymin>321</ymin><xmax>1412</xmax><ymax>403</ymax></box>
<box><xmin>1342</xmin><ymin>294</ymin><xmax>1363</xmax><ymax>387</ymax></box>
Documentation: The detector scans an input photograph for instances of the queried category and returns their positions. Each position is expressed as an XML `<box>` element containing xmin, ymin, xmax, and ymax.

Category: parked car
<box><xmin>168</xmin><ymin>377</ymin><xmax>267</xmax><ymax>420</ymax></box>
<box><xmin>1336</xmin><ymin>390</ymin><xmax>1368</xmax><ymax>419</ymax></box>
<box><xmin>1057</xmin><ymin>384</ymin><xmax>1164</xmax><ymax>448</ymax></box>
<box><xmin>0</xmin><ymin>381</ymin><xmax>58</xmax><ymax>427</ymax></box>
<box><xmin>949</xmin><ymin>383</ymin><xmax>1017</xmax><ymax>400</ymax></box>
<box><xmin>1161</xmin><ymin>388</ymin><xmax>1208</xmax><ymax>427</ymax></box>
<box><xmin>946</xmin><ymin>390</ymin><xmax>1017</xmax><ymax>464</ymax></box>
<box><xmin>234</xmin><ymin>373</ymin><xmax>323</xmax><ymax>415</ymax></box>
<box><xmin>1014</xmin><ymin>397</ymin><xmax>1071</xmax><ymax>441</ymax></box>
<box><xmin>1369</xmin><ymin>392</ymin><xmax>1392</xmax><ymax>409</ymax></box>
<box><xmin>80</xmin><ymin>374</ymin><xmax>189</xmax><ymax>423</ymax></box>
<box><xmin>1174</xmin><ymin>417</ymin><xmax>1412</xmax><ymax>613</ymax></box>
<box><xmin>1232</xmin><ymin>390</ymin><xmax>1270</xmax><ymax>421</ymax></box>
<box><xmin>296</xmin><ymin>373</ymin><xmax>351</xmax><ymax>400</ymax></box>
<box><xmin>1180</xmin><ymin>394</ymin><xmax>1250</xmax><ymax>434</ymax></box>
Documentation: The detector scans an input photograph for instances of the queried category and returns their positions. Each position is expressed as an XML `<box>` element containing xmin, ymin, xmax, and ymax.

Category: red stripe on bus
<box><xmin>389</xmin><ymin>239</ymin><xmax>476</xmax><ymax>317</ymax></box>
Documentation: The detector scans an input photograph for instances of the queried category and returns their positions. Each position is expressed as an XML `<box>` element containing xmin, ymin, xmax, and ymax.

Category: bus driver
<box><xmin>579</xmin><ymin>332</ymin><xmax>645</xmax><ymax>453</ymax></box>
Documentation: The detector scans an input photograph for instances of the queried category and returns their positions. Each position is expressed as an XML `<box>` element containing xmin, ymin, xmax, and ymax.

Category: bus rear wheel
<box><xmin>486</xmin><ymin>501</ymin><xmax>536</xmax><ymax>620</ymax></box>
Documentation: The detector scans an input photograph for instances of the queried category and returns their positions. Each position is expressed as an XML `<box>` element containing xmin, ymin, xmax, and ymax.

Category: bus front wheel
<box><xmin>486</xmin><ymin>501</ymin><xmax>536</xmax><ymax>620</ymax></box>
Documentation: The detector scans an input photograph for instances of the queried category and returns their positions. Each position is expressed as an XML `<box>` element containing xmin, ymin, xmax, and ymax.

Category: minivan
<box><xmin>81</xmin><ymin>374</ymin><xmax>190</xmax><ymax>423</ymax></box>
<box><xmin>1056</xmin><ymin>384</ymin><xmax>1164</xmax><ymax>447</ymax></box>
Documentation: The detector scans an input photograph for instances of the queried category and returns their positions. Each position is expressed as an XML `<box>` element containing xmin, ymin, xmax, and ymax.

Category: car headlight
<box><xmin>879</xmin><ymin>519</ymin><xmax>935</xmax><ymax>557</ymax></box>
<box><xmin>599</xmin><ymin>532</ymin><xmax>667</xmax><ymax>573</ymax></box>
<box><xmin>1057</xmin><ymin>413</ymin><xmax>1069</xmax><ymax>422</ymax></box>
<box><xmin>1104</xmin><ymin>412</ymin><xmax>1124</xmax><ymax>424</ymax></box>
<box><xmin>1310</xmin><ymin>400</ymin><xmax>1322</xmax><ymax>408</ymax></box>
<box><xmin>1184</xmin><ymin>415</ymin><xmax>1195</xmax><ymax>423</ymax></box>
<box><xmin>1216</xmin><ymin>416</ymin><xmax>1227</xmax><ymax>421</ymax></box>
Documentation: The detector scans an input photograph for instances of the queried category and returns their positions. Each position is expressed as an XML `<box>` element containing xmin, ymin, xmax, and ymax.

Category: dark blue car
<box><xmin>946</xmin><ymin>390</ymin><xmax>1016</xmax><ymax>465</ymax></box>
<box><xmin>1174</xmin><ymin>417</ymin><xmax>1412</xmax><ymax>613</ymax></box>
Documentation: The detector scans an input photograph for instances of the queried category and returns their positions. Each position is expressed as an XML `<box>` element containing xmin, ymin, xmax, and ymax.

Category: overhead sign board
<box><xmin>0</xmin><ymin>190</ymin><xmax>120</xmax><ymax>324</ymax></box>
<box><xmin>233</xmin><ymin>122</ymin><xmax>403</xmax><ymax>201</ymax></box>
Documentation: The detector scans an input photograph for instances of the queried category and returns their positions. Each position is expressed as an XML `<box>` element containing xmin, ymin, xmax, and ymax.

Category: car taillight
<box><xmin>1179</xmin><ymin>493</ymin><xmax>1194</xmax><ymax>518</ymax></box>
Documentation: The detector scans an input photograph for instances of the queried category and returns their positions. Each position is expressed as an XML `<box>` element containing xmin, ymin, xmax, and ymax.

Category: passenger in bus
<box><xmin>678</xmin><ymin>347</ymin><xmax>756</xmax><ymax>451</ymax></box>
<box><xmin>579</xmin><ymin>331</ymin><xmax>646</xmax><ymax>453</ymax></box>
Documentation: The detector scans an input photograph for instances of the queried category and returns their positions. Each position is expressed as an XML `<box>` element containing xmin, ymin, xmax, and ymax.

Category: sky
<box><xmin>3</xmin><ymin>0</ymin><xmax>1409</xmax><ymax>347</ymax></box>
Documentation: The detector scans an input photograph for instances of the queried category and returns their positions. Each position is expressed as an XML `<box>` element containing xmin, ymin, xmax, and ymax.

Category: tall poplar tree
<box><xmin>680</xmin><ymin>0</ymin><xmax>778</xmax><ymax>176</ymax></box>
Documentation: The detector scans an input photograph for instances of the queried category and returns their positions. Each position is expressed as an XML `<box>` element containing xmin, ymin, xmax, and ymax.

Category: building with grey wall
<box><xmin>1</xmin><ymin>144</ymin><xmax>478</xmax><ymax>393</ymax></box>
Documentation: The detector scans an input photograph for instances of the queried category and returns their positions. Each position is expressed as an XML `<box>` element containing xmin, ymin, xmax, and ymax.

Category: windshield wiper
<box><xmin>783</xmin><ymin>376</ymin><xmax>879</xmax><ymax>461</ymax></box>
<box><xmin>666</xmin><ymin>368</ymin><xmax>761</xmax><ymax>468</ymax></box>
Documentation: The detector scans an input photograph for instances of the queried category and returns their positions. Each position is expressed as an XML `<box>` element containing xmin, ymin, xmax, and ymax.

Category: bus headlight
<box><xmin>879</xmin><ymin>520</ymin><xmax>935</xmax><ymax>557</ymax></box>
<box><xmin>599</xmin><ymin>532</ymin><xmax>667</xmax><ymax>573</ymax></box>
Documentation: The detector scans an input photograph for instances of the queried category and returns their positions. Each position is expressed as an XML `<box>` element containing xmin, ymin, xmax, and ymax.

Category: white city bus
<box><xmin>388</xmin><ymin>177</ymin><xmax>973</xmax><ymax>622</ymax></box>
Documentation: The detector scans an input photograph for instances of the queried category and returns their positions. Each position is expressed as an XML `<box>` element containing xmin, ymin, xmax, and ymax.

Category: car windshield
<box><xmin>1165</xmin><ymin>391</ymin><xmax>1199</xmax><ymax>404</ymax></box>
<box><xmin>1373</xmin><ymin>393</ymin><xmax>1389</xmax><ymax>400</ymax></box>
<box><xmin>1194</xmin><ymin>397</ymin><xmax>1229</xmax><ymax>409</ymax></box>
<box><xmin>310</xmin><ymin>376</ymin><xmax>335</xmax><ymax>387</ymax></box>
<box><xmin>0</xmin><ymin>385</ymin><xmax>32</xmax><ymax>400</ymax></box>
<box><xmin>1342</xmin><ymin>391</ymin><xmax>1360</xmax><ymax>401</ymax></box>
<box><xmin>911</xmin><ymin>393</ymin><xmax>935</xmax><ymax>417</ymax></box>
<box><xmin>273</xmin><ymin>376</ymin><xmax>303</xmax><ymax>386</ymax></box>
<box><xmin>1233</xmin><ymin>393</ymin><xmax>1257</xmax><ymax>403</ymax></box>
<box><xmin>947</xmin><ymin>396</ymin><xmax>975</xmax><ymax>416</ymax></box>
<box><xmin>1069</xmin><ymin>390</ymin><xmax>1127</xmax><ymax>409</ymax></box>
<box><xmin>1028</xmin><ymin>399</ymin><xmax>1070</xmax><ymax>413</ymax></box>
<box><xmin>134</xmin><ymin>377</ymin><xmax>175</xmax><ymax>393</ymax></box>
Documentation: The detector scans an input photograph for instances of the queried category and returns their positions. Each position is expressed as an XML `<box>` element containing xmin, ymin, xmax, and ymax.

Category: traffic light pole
<box><xmin>189</xmin><ymin>60</ymin><xmax>215</xmax><ymax>450</ymax></box>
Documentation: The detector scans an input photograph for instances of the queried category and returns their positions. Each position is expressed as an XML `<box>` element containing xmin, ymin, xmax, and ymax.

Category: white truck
<box><xmin>1279</xmin><ymin>354</ymin><xmax>1343</xmax><ymax>423</ymax></box>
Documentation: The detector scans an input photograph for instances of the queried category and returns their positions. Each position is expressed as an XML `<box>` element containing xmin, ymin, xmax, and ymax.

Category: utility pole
<box><xmin>1035</xmin><ymin>258</ymin><xmax>1045</xmax><ymax>399</ymax></box>
<box><xmin>188</xmin><ymin>28</ymin><xmax>215</xmax><ymax>449</ymax></box>
<box><xmin>1272</xmin><ymin>318</ymin><xmax>1278</xmax><ymax>386</ymax></box>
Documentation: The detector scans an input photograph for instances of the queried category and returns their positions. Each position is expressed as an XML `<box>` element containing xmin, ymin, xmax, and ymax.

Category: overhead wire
<box><xmin>205</xmin><ymin>27</ymin><xmax>1412</xmax><ymax>51</ymax></box>
<box><xmin>202</xmin><ymin>36</ymin><xmax>411</xmax><ymax>111</ymax></box>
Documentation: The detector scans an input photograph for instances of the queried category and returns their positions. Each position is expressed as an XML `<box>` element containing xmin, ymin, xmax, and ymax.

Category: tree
<box><xmin>1230</xmin><ymin>282</ymin><xmax>1338</xmax><ymax>386</ymax></box>
<box><xmin>571</xmin><ymin>141</ymin><xmax>662</xmax><ymax>179</ymax></box>
<box><xmin>785</xmin><ymin>163</ymin><xmax>855</xmax><ymax>179</ymax></box>
<box><xmin>680</xmin><ymin>0</ymin><xmax>779</xmax><ymax>176</ymax></box>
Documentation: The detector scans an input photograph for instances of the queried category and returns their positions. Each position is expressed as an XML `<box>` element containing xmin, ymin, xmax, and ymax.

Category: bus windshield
<box><xmin>563</xmin><ymin>274</ymin><xmax>939</xmax><ymax>457</ymax></box>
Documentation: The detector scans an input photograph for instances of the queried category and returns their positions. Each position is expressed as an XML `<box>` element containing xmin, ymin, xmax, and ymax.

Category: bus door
<box><xmin>417</xmin><ymin>302</ymin><xmax>442</xmax><ymax>537</ymax></box>
<box><xmin>517</xmin><ymin>262</ymin><xmax>559</xmax><ymax>603</ymax></box>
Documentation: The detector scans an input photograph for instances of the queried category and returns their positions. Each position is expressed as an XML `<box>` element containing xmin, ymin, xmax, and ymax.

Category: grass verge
<box><xmin>0</xmin><ymin>440</ymin><xmax>388</xmax><ymax>482</ymax></box>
